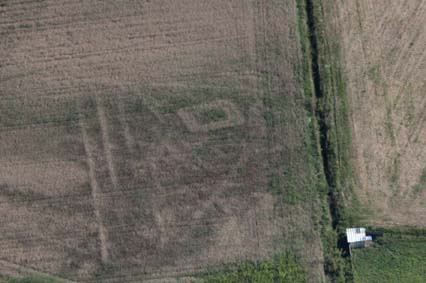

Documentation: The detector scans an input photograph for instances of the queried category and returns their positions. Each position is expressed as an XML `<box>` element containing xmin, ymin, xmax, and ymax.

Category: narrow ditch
<box><xmin>304</xmin><ymin>0</ymin><xmax>338</xmax><ymax>220</ymax></box>
<box><xmin>302</xmin><ymin>4</ymin><xmax>358</xmax><ymax>283</ymax></box>
<box><xmin>304</xmin><ymin>0</ymin><xmax>350</xmax><ymax>260</ymax></box>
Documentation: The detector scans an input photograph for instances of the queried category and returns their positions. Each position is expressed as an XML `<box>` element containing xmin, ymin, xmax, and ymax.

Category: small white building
<box><xmin>346</xmin><ymin>227</ymin><xmax>372</xmax><ymax>248</ymax></box>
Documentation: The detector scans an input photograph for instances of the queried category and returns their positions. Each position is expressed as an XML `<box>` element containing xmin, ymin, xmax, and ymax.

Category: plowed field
<box><xmin>0</xmin><ymin>1</ymin><xmax>326</xmax><ymax>282</ymax></box>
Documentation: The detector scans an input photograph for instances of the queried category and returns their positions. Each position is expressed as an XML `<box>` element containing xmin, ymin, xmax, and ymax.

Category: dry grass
<box><xmin>322</xmin><ymin>0</ymin><xmax>426</xmax><ymax>227</ymax></box>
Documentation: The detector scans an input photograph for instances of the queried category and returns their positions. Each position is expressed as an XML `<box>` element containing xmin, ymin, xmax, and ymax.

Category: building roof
<box><xmin>346</xmin><ymin>227</ymin><xmax>371</xmax><ymax>243</ymax></box>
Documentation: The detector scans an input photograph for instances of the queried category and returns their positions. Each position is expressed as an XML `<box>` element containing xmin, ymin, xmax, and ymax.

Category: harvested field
<box><xmin>1</xmin><ymin>0</ymin><xmax>327</xmax><ymax>282</ymax></box>
<box><xmin>322</xmin><ymin>0</ymin><xmax>426</xmax><ymax>227</ymax></box>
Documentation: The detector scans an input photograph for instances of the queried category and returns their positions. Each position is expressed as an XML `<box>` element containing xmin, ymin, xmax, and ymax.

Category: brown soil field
<box><xmin>323</xmin><ymin>0</ymin><xmax>426</xmax><ymax>227</ymax></box>
<box><xmin>1</xmin><ymin>0</ymin><xmax>326</xmax><ymax>282</ymax></box>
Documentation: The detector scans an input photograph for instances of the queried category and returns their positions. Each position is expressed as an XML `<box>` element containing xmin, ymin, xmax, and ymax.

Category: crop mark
<box><xmin>116</xmin><ymin>96</ymin><xmax>137</xmax><ymax>174</ymax></box>
<box><xmin>142</xmin><ymin>92</ymin><xmax>165</xmax><ymax>124</ymax></box>
<box><xmin>177</xmin><ymin>100</ymin><xmax>244</xmax><ymax>132</ymax></box>
<box><xmin>78</xmin><ymin>116</ymin><xmax>109</xmax><ymax>263</ymax></box>
<box><xmin>408</xmin><ymin>96</ymin><xmax>426</xmax><ymax>144</ymax></box>
<box><xmin>96</xmin><ymin>95</ymin><xmax>119</xmax><ymax>190</ymax></box>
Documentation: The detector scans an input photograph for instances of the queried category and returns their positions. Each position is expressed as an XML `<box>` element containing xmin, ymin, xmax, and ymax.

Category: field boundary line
<box><xmin>78</xmin><ymin>115</ymin><xmax>110</xmax><ymax>263</ymax></box>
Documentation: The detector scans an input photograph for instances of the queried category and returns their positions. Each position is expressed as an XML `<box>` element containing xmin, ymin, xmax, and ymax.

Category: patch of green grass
<box><xmin>410</xmin><ymin>168</ymin><xmax>426</xmax><ymax>197</ymax></box>
<box><xmin>0</xmin><ymin>184</ymin><xmax>45</xmax><ymax>202</ymax></box>
<box><xmin>202</xmin><ymin>252</ymin><xmax>307</xmax><ymax>283</ymax></box>
<box><xmin>0</xmin><ymin>275</ymin><xmax>57</xmax><ymax>283</ymax></box>
<box><xmin>352</xmin><ymin>233</ymin><xmax>426</xmax><ymax>283</ymax></box>
<box><xmin>196</xmin><ymin>108</ymin><xmax>228</xmax><ymax>124</ymax></box>
<box><xmin>388</xmin><ymin>153</ymin><xmax>400</xmax><ymax>200</ymax></box>
<box><xmin>366</xmin><ymin>64</ymin><xmax>381</xmax><ymax>86</ymax></box>
<box><xmin>268</xmin><ymin>170</ymin><xmax>308</xmax><ymax>205</ymax></box>
<box><xmin>0</xmin><ymin>97</ymin><xmax>94</xmax><ymax>127</ymax></box>
<box><xmin>411</xmin><ymin>183</ymin><xmax>426</xmax><ymax>196</ymax></box>
<box><xmin>18</xmin><ymin>23</ymin><xmax>32</xmax><ymax>29</ymax></box>
<box><xmin>402</xmin><ymin>87</ymin><xmax>415</xmax><ymax>127</ymax></box>
<box><xmin>92</xmin><ymin>262</ymin><xmax>123</xmax><ymax>282</ymax></box>
<box><xmin>385</xmin><ymin>105</ymin><xmax>395</xmax><ymax>144</ymax></box>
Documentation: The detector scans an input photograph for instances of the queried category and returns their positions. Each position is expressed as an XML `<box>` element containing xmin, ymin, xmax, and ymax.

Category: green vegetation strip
<box><xmin>305</xmin><ymin>0</ymin><xmax>361</xmax><ymax>232</ymax></box>
<box><xmin>352</xmin><ymin>233</ymin><xmax>426</xmax><ymax>283</ymax></box>
<box><xmin>296</xmin><ymin>0</ymin><xmax>354</xmax><ymax>281</ymax></box>
<box><xmin>202</xmin><ymin>252</ymin><xmax>306</xmax><ymax>283</ymax></box>
<box><xmin>0</xmin><ymin>275</ymin><xmax>57</xmax><ymax>283</ymax></box>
